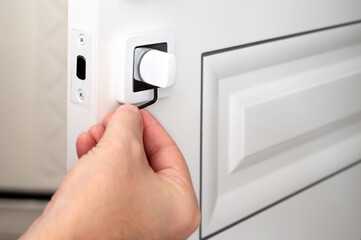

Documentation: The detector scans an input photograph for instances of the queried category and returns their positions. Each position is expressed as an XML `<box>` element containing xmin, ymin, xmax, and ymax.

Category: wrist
<box><xmin>20</xmin><ymin>199</ymin><xmax>78</xmax><ymax>240</ymax></box>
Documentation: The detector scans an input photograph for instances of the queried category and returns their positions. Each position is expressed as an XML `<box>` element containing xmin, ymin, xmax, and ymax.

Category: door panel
<box><xmin>211</xmin><ymin>162</ymin><xmax>361</xmax><ymax>240</ymax></box>
<box><xmin>201</xmin><ymin>24</ymin><xmax>361</xmax><ymax>236</ymax></box>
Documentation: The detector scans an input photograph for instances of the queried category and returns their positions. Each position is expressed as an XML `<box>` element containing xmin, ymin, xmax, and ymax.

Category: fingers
<box><xmin>102</xmin><ymin>112</ymin><xmax>114</xmax><ymax>128</ymax></box>
<box><xmin>99</xmin><ymin>105</ymin><xmax>144</xmax><ymax>153</ymax></box>
<box><xmin>76</xmin><ymin>125</ymin><xmax>105</xmax><ymax>158</ymax></box>
<box><xmin>140</xmin><ymin>110</ymin><xmax>190</xmax><ymax>177</ymax></box>
<box><xmin>76</xmin><ymin>105</ymin><xmax>142</xmax><ymax>161</ymax></box>
<box><xmin>76</xmin><ymin>132</ymin><xmax>96</xmax><ymax>158</ymax></box>
<box><xmin>88</xmin><ymin>125</ymin><xmax>105</xmax><ymax>143</ymax></box>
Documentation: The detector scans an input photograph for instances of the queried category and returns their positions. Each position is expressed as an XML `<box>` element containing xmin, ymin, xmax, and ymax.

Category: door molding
<box><xmin>200</xmin><ymin>20</ymin><xmax>361</xmax><ymax>239</ymax></box>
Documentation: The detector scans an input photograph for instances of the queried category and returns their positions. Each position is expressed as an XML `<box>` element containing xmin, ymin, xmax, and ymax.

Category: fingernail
<box><xmin>119</xmin><ymin>104</ymin><xmax>139</xmax><ymax>114</ymax></box>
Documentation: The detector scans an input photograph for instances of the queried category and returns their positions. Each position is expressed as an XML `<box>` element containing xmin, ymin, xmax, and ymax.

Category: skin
<box><xmin>21</xmin><ymin>104</ymin><xmax>201</xmax><ymax>240</ymax></box>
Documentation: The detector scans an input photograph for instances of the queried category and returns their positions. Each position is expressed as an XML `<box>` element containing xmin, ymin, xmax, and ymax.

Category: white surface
<box><xmin>67</xmin><ymin>0</ymin><xmax>99</xmax><ymax>170</ymax></box>
<box><xmin>114</xmin><ymin>31</ymin><xmax>175</xmax><ymax>105</ymax></box>
<box><xmin>212</xmin><ymin>162</ymin><xmax>361</xmax><ymax>240</ymax></box>
<box><xmin>67</xmin><ymin>0</ymin><xmax>361</xmax><ymax>239</ymax></box>
<box><xmin>202</xmin><ymin>24</ymin><xmax>361</xmax><ymax>235</ymax></box>
<box><xmin>70</xmin><ymin>29</ymin><xmax>92</xmax><ymax>107</ymax></box>
<box><xmin>139</xmin><ymin>49</ymin><xmax>176</xmax><ymax>88</ymax></box>
<box><xmin>201</xmin><ymin>24</ymin><xmax>361</xmax><ymax>236</ymax></box>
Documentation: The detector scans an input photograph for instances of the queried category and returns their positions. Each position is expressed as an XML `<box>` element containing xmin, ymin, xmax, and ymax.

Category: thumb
<box><xmin>98</xmin><ymin>104</ymin><xmax>144</xmax><ymax>153</ymax></box>
<box><xmin>140</xmin><ymin>110</ymin><xmax>191</xmax><ymax>180</ymax></box>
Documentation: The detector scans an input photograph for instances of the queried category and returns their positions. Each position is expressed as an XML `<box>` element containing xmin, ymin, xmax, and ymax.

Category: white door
<box><xmin>68</xmin><ymin>1</ymin><xmax>361</xmax><ymax>239</ymax></box>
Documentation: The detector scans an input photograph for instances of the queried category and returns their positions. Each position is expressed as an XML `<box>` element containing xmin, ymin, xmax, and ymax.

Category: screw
<box><xmin>78</xmin><ymin>89</ymin><xmax>85</xmax><ymax>101</ymax></box>
<box><xmin>79</xmin><ymin>34</ymin><xmax>85</xmax><ymax>46</ymax></box>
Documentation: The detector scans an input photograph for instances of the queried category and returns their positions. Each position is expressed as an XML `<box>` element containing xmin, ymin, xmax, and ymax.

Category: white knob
<box><xmin>134</xmin><ymin>48</ymin><xmax>176</xmax><ymax>88</ymax></box>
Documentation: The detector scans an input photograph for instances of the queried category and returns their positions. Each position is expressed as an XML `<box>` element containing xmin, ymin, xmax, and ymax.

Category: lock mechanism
<box><xmin>115</xmin><ymin>31</ymin><xmax>176</xmax><ymax>105</ymax></box>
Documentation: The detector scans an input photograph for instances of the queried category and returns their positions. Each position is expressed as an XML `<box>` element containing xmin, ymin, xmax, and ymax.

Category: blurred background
<box><xmin>0</xmin><ymin>0</ymin><xmax>67</xmax><ymax>238</ymax></box>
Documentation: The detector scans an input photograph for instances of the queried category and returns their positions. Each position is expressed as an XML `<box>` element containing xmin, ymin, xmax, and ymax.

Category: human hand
<box><xmin>21</xmin><ymin>105</ymin><xmax>200</xmax><ymax>240</ymax></box>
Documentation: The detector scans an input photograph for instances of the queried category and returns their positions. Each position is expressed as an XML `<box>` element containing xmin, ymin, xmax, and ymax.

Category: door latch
<box><xmin>115</xmin><ymin>31</ymin><xmax>176</xmax><ymax>106</ymax></box>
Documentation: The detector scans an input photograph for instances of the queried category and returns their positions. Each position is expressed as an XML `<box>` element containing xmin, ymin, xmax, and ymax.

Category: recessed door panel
<box><xmin>201</xmin><ymin>23</ymin><xmax>361</xmax><ymax>236</ymax></box>
<box><xmin>211</xmin><ymin>162</ymin><xmax>361</xmax><ymax>240</ymax></box>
